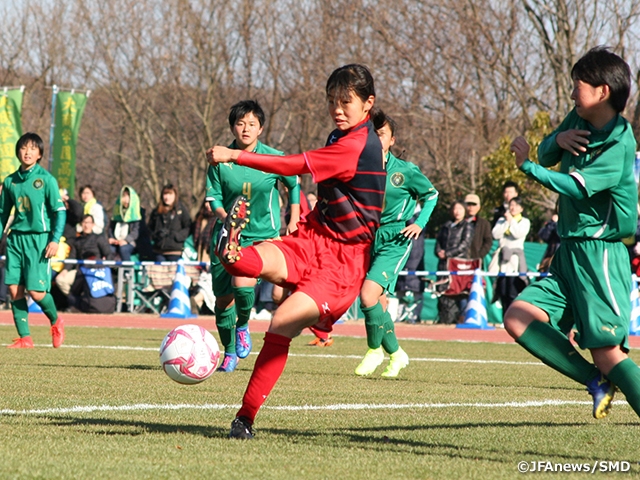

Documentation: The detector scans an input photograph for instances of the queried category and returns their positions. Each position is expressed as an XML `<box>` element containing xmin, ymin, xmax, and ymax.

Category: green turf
<box><xmin>1</xmin><ymin>325</ymin><xmax>639</xmax><ymax>479</ymax></box>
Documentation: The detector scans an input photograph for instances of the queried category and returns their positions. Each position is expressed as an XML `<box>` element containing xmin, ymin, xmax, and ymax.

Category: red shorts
<box><xmin>273</xmin><ymin>221</ymin><xmax>371</xmax><ymax>330</ymax></box>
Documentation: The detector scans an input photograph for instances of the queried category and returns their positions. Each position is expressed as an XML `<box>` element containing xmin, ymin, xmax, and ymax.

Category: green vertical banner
<box><xmin>0</xmin><ymin>87</ymin><xmax>24</xmax><ymax>182</ymax></box>
<box><xmin>51</xmin><ymin>90</ymin><xmax>89</xmax><ymax>195</ymax></box>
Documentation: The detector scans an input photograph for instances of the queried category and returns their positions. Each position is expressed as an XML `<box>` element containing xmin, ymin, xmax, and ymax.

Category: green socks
<box><xmin>233</xmin><ymin>286</ymin><xmax>254</xmax><ymax>330</ymax></box>
<box><xmin>607</xmin><ymin>358</ymin><xmax>640</xmax><ymax>418</ymax></box>
<box><xmin>11</xmin><ymin>297</ymin><xmax>30</xmax><ymax>337</ymax></box>
<box><xmin>215</xmin><ymin>304</ymin><xmax>237</xmax><ymax>353</ymax></box>
<box><xmin>35</xmin><ymin>293</ymin><xmax>58</xmax><ymax>325</ymax></box>
<box><xmin>517</xmin><ymin>320</ymin><xmax>598</xmax><ymax>385</ymax></box>
<box><xmin>380</xmin><ymin>312</ymin><xmax>399</xmax><ymax>355</ymax></box>
<box><xmin>362</xmin><ymin>302</ymin><xmax>387</xmax><ymax>349</ymax></box>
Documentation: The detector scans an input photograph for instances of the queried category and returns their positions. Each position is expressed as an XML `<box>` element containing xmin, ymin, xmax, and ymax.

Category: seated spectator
<box><xmin>78</xmin><ymin>184</ymin><xmax>107</xmax><ymax>235</ymax></box>
<box><xmin>67</xmin><ymin>251</ymin><xmax>117</xmax><ymax>313</ymax></box>
<box><xmin>108</xmin><ymin>185</ymin><xmax>142</xmax><ymax>262</ymax></box>
<box><xmin>55</xmin><ymin>214</ymin><xmax>114</xmax><ymax>298</ymax></box>
<box><xmin>59</xmin><ymin>188</ymin><xmax>83</xmax><ymax>248</ymax></box>
<box><xmin>192</xmin><ymin>200</ymin><xmax>216</xmax><ymax>263</ymax></box>
<box><xmin>148</xmin><ymin>184</ymin><xmax>192</xmax><ymax>262</ymax></box>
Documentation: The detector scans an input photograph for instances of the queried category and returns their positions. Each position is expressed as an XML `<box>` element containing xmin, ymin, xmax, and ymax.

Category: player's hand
<box><xmin>286</xmin><ymin>221</ymin><xmax>298</xmax><ymax>235</ymax></box>
<box><xmin>555</xmin><ymin>129</ymin><xmax>590</xmax><ymax>156</ymax></box>
<box><xmin>401</xmin><ymin>223</ymin><xmax>423</xmax><ymax>240</ymax></box>
<box><xmin>44</xmin><ymin>241</ymin><xmax>59</xmax><ymax>259</ymax></box>
<box><xmin>206</xmin><ymin>146</ymin><xmax>238</xmax><ymax>165</ymax></box>
<box><xmin>510</xmin><ymin>136</ymin><xmax>530</xmax><ymax>168</ymax></box>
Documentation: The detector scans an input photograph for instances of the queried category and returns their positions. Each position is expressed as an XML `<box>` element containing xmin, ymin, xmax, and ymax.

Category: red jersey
<box><xmin>236</xmin><ymin>118</ymin><xmax>386</xmax><ymax>243</ymax></box>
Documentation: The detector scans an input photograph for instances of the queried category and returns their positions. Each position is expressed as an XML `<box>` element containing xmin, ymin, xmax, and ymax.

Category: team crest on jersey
<box><xmin>390</xmin><ymin>172</ymin><xmax>405</xmax><ymax>187</ymax></box>
<box><xmin>33</xmin><ymin>178</ymin><xmax>44</xmax><ymax>189</ymax></box>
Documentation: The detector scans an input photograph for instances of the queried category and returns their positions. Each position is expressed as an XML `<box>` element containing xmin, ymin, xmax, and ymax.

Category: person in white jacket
<box><xmin>492</xmin><ymin>197</ymin><xmax>530</xmax><ymax>312</ymax></box>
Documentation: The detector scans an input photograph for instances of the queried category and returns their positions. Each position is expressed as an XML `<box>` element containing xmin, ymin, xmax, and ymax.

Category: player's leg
<box><xmin>7</xmin><ymin>284</ymin><xmax>32</xmax><ymax>348</ymax></box>
<box><xmin>24</xmin><ymin>233</ymin><xmax>62</xmax><ymax>346</ymax></box>
<box><xmin>505</xmin><ymin>300</ymin><xmax>599</xmax><ymax>383</ymax></box>
<box><xmin>214</xmin><ymin>294</ymin><xmax>238</xmax><ymax>372</ymax></box>
<box><xmin>215</xmin><ymin>196</ymin><xmax>288</xmax><ymax>284</ymax></box>
<box><xmin>5</xmin><ymin>235</ymin><xmax>32</xmax><ymax>348</ymax></box>
<box><xmin>231</xmin><ymin>291</ymin><xmax>320</xmax><ymax>438</ymax></box>
<box><xmin>593</xmin><ymin>347</ymin><xmax>640</xmax><ymax>418</ymax></box>
<box><xmin>231</xmin><ymin>276</ymin><xmax>257</xmax><ymax>358</ymax></box>
<box><xmin>307</xmin><ymin>325</ymin><xmax>333</xmax><ymax>346</ymax></box>
<box><xmin>355</xmin><ymin>279</ymin><xmax>386</xmax><ymax>375</ymax></box>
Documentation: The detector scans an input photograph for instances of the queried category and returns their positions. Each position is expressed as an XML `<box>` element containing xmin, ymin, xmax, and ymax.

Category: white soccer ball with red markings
<box><xmin>159</xmin><ymin>324</ymin><xmax>220</xmax><ymax>384</ymax></box>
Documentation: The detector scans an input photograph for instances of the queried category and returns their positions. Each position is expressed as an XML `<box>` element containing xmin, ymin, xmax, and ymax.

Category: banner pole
<box><xmin>48</xmin><ymin>84</ymin><xmax>58</xmax><ymax>172</ymax></box>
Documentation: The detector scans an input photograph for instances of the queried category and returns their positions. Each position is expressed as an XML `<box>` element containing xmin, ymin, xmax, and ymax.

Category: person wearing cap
<box><xmin>465</xmin><ymin>194</ymin><xmax>493</xmax><ymax>261</ymax></box>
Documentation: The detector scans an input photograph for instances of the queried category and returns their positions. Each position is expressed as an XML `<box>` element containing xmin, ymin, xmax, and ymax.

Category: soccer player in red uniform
<box><xmin>207</xmin><ymin>64</ymin><xmax>386</xmax><ymax>439</ymax></box>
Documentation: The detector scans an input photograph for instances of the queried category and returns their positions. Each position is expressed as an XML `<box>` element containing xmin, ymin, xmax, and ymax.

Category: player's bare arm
<box><xmin>401</xmin><ymin>223</ymin><xmax>422</xmax><ymax>240</ymax></box>
<box><xmin>555</xmin><ymin>129</ymin><xmax>590</xmax><ymax>156</ymax></box>
<box><xmin>510</xmin><ymin>136</ymin><xmax>530</xmax><ymax>168</ymax></box>
<box><xmin>206</xmin><ymin>146</ymin><xmax>241</xmax><ymax>166</ymax></box>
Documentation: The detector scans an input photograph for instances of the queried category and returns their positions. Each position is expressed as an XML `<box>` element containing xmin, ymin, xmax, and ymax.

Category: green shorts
<box><xmin>365</xmin><ymin>223</ymin><xmax>413</xmax><ymax>293</ymax></box>
<box><xmin>5</xmin><ymin>232</ymin><xmax>52</xmax><ymax>292</ymax></box>
<box><xmin>516</xmin><ymin>238</ymin><xmax>630</xmax><ymax>350</ymax></box>
<box><xmin>209</xmin><ymin>222</ymin><xmax>269</xmax><ymax>298</ymax></box>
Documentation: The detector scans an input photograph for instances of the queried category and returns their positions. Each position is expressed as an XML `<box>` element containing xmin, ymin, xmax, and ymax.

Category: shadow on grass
<box><xmin>15</xmin><ymin>363</ymin><xmax>162</xmax><ymax>371</ymax></box>
<box><xmin>42</xmin><ymin>416</ymin><xmax>227</xmax><ymax>438</ymax></box>
<box><xmin>261</xmin><ymin>421</ymin><xmax>615</xmax><ymax>463</ymax></box>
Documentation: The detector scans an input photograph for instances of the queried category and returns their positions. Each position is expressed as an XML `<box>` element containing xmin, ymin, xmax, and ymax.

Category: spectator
<box><xmin>59</xmin><ymin>188</ymin><xmax>82</xmax><ymax>248</ymax></box>
<box><xmin>108</xmin><ymin>185</ymin><xmax>142</xmax><ymax>262</ymax></box>
<box><xmin>192</xmin><ymin>200</ymin><xmax>216</xmax><ymax>264</ymax></box>
<box><xmin>465</xmin><ymin>193</ymin><xmax>493</xmax><ymax>262</ymax></box>
<box><xmin>55</xmin><ymin>214</ymin><xmax>114</xmax><ymax>299</ymax></box>
<box><xmin>435</xmin><ymin>200</ymin><xmax>474</xmax><ymax>324</ymax></box>
<box><xmin>67</xmin><ymin>251</ymin><xmax>117</xmax><ymax>314</ymax></box>
<box><xmin>147</xmin><ymin>183</ymin><xmax>192</xmax><ymax>262</ymax></box>
<box><xmin>492</xmin><ymin>197</ymin><xmax>530</xmax><ymax>312</ymax></box>
<box><xmin>537</xmin><ymin>211</ymin><xmax>560</xmax><ymax>272</ymax></box>
<box><xmin>78</xmin><ymin>184</ymin><xmax>107</xmax><ymax>235</ymax></box>
<box><xmin>492</xmin><ymin>180</ymin><xmax>519</xmax><ymax>227</ymax></box>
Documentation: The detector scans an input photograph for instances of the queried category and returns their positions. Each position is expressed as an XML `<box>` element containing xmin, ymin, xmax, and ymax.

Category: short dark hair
<box><xmin>79</xmin><ymin>184</ymin><xmax>95</xmax><ymax>197</ymax></box>
<box><xmin>372</xmin><ymin>109</ymin><xmax>397</xmax><ymax>137</ymax></box>
<box><xmin>15</xmin><ymin>132</ymin><xmax>44</xmax><ymax>159</ymax></box>
<box><xmin>509</xmin><ymin>196</ymin><xmax>524</xmax><ymax>208</ymax></box>
<box><xmin>502</xmin><ymin>181</ymin><xmax>519</xmax><ymax>193</ymax></box>
<box><xmin>81</xmin><ymin>214</ymin><xmax>94</xmax><ymax>223</ymax></box>
<box><xmin>571</xmin><ymin>46</ymin><xmax>631</xmax><ymax>113</ymax></box>
<box><xmin>326</xmin><ymin>64</ymin><xmax>375</xmax><ymax>105</ymax></box>
<box><xmin>228</xmin><ymin>100</ymin><xmax>265</xmax><ymax>128</ymax></box>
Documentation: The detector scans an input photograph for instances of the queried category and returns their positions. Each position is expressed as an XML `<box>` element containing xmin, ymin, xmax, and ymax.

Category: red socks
<box><xmin>222</xmin><ymin>246</ymin><xmax>263</xmax><ymax>278</ymax></box>
<box><xmin>236</xmin><ymin>332</ymin><xmax>291</xmax><ymax>423</ymax></box>
<box><xmin>309</xmin><ymin>326</ymin><xmax>330</xmax><ymax>340</ymax></box>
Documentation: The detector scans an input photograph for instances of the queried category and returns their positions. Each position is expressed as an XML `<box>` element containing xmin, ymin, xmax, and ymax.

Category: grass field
<box><xmin>1</xmin><ymin>324</ymin><xmax>640</xmax><ymax>480</ymax></box>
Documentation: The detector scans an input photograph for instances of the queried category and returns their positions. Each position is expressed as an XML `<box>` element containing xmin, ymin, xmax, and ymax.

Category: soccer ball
<box><xmin>159</xmin><ymin>324</ymin><xmax>220</xmax><ymax>384</ymax></box>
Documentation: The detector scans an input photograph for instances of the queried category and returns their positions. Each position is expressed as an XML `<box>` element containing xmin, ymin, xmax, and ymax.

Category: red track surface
<box><xmin>2</xmin><ymin>310</ymin><xmax>640</xmax><ymax>347</ymax></box>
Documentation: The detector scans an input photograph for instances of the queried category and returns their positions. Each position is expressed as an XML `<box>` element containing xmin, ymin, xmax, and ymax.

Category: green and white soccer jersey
<box><xmin>206</xmin><ymin>141</ymin><xmax>299</xmax><ymax>243</ymax></box>
<box><xmin>207</xmin><ymin>140</ymin><xmax>299</xmax><ymax>297</ymax></box>
<box><xmin>381</xmin><ymin>153</ymin><xmax>438</xmax><ymax>229</ymax></box>
<box><xmin>0</xmin><ymin>163</ymin><xmax>65</xmax><ymax>234</ymax></box>
<box><xmin>519</xmin><ymin>110</ymin><xmax>637</xmax><ymax>349</ymax></box>
<box><xmin>366</xmin><ymin>153</ymin><xmax>438</xmax><ymax>292</ymax></box>
<box><xmin>538</xmin><ymin>109</ymin><xmax>637</xmax><ymax>241</ymax></box>
<box><xmin>0</xmin><ymin>163</ymin><xmax>65</xmax><ymax>291</ymax></box>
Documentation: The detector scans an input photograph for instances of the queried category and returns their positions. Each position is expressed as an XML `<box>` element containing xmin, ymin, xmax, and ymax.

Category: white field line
<box><xmin>0</xmin><ymin>399</ymin><xmax>628</xmax><ymax>417</ymax></box>
<box><xmin>4</xmin><ymin>343</ymin><xmax>545</xmax><ymax>366</ymax></box>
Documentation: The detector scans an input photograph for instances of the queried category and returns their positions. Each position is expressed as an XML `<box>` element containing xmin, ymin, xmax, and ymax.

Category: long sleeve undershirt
<box><xmin>519</xmin><ymin>159</ymin><xmax>586</xmax><ymax>200</ymax></box>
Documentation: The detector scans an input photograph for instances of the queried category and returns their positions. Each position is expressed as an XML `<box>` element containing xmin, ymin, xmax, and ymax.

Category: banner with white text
<box><xmin>51</xmin><ymin>91</ymin><xmax>88</xmax><ymax>195</ymax></box>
